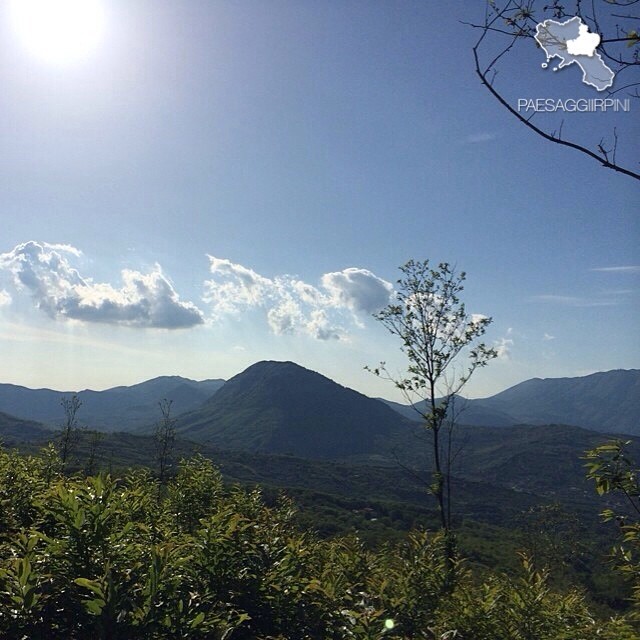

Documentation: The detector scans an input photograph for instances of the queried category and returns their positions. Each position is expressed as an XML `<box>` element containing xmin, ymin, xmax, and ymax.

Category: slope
<box><xmin>383</xmin><ymin>369</ymin><xmax>640</xmax><ymax>435</ymax></box>
<box><xmin>0</xmin><ymin>411</ymin><xmax>51</xmax><ymax>444</ymax></box>
<box><xmin>478</xmin><ymin>369</ymin><xmax>639</xmax><ymax>434</ymax></box>
<box><xmin>176</xmin><ymin>360</ymin><xmax>412</xmax><ymax>458</ymax></box>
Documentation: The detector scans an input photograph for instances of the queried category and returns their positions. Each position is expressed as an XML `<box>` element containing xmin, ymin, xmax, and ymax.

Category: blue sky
<box><xmin>0</xmin><ymin>1</ymin><xmax>637</xmax><ymax>401</ymax></box>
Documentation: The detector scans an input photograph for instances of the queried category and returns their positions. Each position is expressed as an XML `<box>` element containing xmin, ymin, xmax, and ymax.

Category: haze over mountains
<box><xmin>382</xmin><ymin>369</ymin><xmax>640</xmax><ymax>435</ymax></box>
<box><xmin>0</xmin><ymin>363</ymin><xmax>637</xmax><ymax>448</ymax></box>
<box><xmin>0</xmin><ymin>376</ymin><xmax>224</xmax><ymax>431</ymax></box>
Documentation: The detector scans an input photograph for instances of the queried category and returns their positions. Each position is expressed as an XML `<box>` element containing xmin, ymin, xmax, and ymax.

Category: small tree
<box><xmin>154</xmin><ymin>399</ymin><xmax>176</xmax><ymax>483</ymax></box>
<box><xmin>369</xmin><ymin>260</ymin><xmax>497</xmax><ymax>569</ymax></box>
<box><xmin>58</xmin><ymin>395</ymin><xmax>82</xmax><ymax>474</ymax></box>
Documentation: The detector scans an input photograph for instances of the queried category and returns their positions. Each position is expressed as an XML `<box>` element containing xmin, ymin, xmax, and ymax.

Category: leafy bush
<box><xmin>0</xmin><ymin>446</ymin><xmax>636</xmax><ymax>639</ymax></box>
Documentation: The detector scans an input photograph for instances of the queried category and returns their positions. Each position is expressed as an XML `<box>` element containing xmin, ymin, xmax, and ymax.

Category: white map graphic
<box><xmin>566</xmin><ymin>23</ymin><xmax>600</xmax><ymax>56</ymax></box>
<box><xmin>534</xmin><ymin>17</ymin><xmax>614</xmax><ymax>91</ymax></box>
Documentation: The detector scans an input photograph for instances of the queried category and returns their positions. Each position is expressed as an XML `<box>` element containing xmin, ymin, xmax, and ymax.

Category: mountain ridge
<box><xmin>0</xmin><ymin>365</ymin><xmax>637</xmax><ymax>438</ymax></box>
<box><xmin>0</xmin><ymin>376</ymin><xmax>225</xmax><ymax>431</ymax></box>
<box><xmin>384</xmin><ymin>368</ymin><xmax>639</xmax><ymax>435</ymax></box>
<box><xmin>0</xmin><ymin>410</ymin><xmax>51</xmax><ymax>443</ymax></box>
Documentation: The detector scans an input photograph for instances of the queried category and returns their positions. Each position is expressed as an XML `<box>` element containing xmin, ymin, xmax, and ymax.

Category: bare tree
<box><xmin>154</xmin><ymin>399</ymin><xmax>176</xmax><ymax>483</ymax></box>
<box><xmin>369</xmin><ymin>260</ymin><xmax>497</xmax><ymax>572</ymax></box>
<box><xmin>84</xmin><ymin>430</ymin><xmax>103</xmax><ymax>476</ymax></box>
<box><xmin>58</xmin><ymin>395</ymin><xmax>82</xmax><ymax>473</ymax></box>
<box><xmin>466</xmin><ymin>0</ymin><xmax>639</xmax><ymax>181</ymax></box>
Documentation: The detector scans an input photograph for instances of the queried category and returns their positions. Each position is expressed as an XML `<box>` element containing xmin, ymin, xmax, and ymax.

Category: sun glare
<box><xmin>10</xmin><ymin>0</ymin><xmax>106</xmax><ymax>65</ymax></box>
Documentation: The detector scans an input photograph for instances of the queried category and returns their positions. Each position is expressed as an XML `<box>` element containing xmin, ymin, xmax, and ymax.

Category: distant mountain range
<box><xmin>0</xmin><ymin>364</ymin><xmax>637</xmax><ymax>449</ymax></box>
<box><xmin>382</xmin><ymin>369</ymin><xmax>639</xmax><ymax>435</ymax></box>
<box><xmin>0</xmin><ymin>376</ymin><xmax>224</xmax><ymax>431</ymax></box>
<box><xmin>167</xmin><ymin>362</ymin><xmax>638</xmax><ymax>460</ymax></box>
<box><xmin>381</xmin><ymin>396</ymin><xmax>517</xmax><ymax>427</ymax></box>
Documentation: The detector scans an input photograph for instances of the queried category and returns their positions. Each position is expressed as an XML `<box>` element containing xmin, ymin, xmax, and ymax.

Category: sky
<box><xmin>0</xmin><ymin>0</ymin><xmax>638</xmax><ymax>402</ymax></box>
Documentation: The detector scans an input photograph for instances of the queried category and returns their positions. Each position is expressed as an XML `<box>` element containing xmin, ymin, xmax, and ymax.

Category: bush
<box><xmin>0</xmin><ymin>446</ymin><xmax>636</xmax><ymax>639</ymax></box>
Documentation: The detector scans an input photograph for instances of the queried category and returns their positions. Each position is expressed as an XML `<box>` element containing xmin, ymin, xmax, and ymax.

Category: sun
<box><xmin>10</xmin><ymin>0</ymin><xmax>106</xmax><ymax>65</ymax></box>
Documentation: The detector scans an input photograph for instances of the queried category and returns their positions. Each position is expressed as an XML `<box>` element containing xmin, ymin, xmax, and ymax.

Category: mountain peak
<box><xmin>177</xmin><ymin>360</ymin><xmax>409</xmax><ymax>458</ymax></box>
<box><xmin>235</xmin><ymin>360</ymin><xmax>319</xmax><ymax>378</ymax></box>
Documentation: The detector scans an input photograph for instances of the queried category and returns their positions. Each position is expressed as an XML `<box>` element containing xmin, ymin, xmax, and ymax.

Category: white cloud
<box><xmin>470</xmin><ymin>313</ymin><xmax>489</xmax><ymax>325</ymax></box>
<box><xmin>0</xmin><ymin>241</ymin><xmax>204</xmax><ymax>329</ymax></box>
<box><xmin>290</xmin><ymin>279</ymin><xmax>326</xmax><ymax>306</ymax></box>
<box><xmin>0</xmin><ymin>290</ymin><xmax>11</xmax><ymax>306</ymax></box>
<box><xmin>494</xmin><ymin>328</ymin><xmax>514</xmax><ymax>360</ymax></box>
<box><xmin>267</xmin><ymin>298</ymin><xmax>303</xmax><ymax>336</ymax></box>
<box><xmin>203</xmin><ymin>256</ymin><xmax>390</xmax><ymax>340</ymax></box>
<box><xmin>494</xmin><ymin>338</ymin><xmax>513</xmax><ymax>360</ymax></box>
<box><xmin>543</xmin><ymin>332</ymin><xmax>555</xmax><ymax>341</ymax></box>
<box><xmin>321</xmin><ymin>268</ymin><xmax>393</xmax><ymax>314</ymax></box>
<box><xmin>203</xmin><ymin>256</ymin><xmax>273</xmax><ymax>315</ymax></box>
<box><xmin>45</xmin><ymin>243</ymin><xmax>83</xmax><ymax>257</ymax></box>
<box><xmin>590</xmin><ymin>265</ymin><xmax>640</xmax><ymax>273</ymax></box>
<box><xmin>305</xmin><ymin>309</ymin><xmax>341</xmax><ymax>341</ymax></box>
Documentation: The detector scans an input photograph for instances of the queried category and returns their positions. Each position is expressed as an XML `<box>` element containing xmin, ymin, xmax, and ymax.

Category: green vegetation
<box><xmin>1</xmin><ymin>445</ymin><xmax>638</xmax><ymax>639</ymax></box>
<box><xmin>586</xmin><ymin>440</ymin><xmax>640</xmax><ymax>619</ymax></box>
<box><xmin>9</xmin><ymin>426</ymin><xmax>636</xmax><ymax>608</ymax></box>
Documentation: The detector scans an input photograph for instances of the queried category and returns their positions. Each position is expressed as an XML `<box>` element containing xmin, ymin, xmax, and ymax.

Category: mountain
<box><xmin>175</xmin><ymin>361</ymin><xmax>412</xmax><ymax>458</ymax></box>
<box><xmin>477</xmin><ymin>369</ymin><xmax>640</xmax><ymax>434</ymax></box>
<box><xmin>384</xmin><ymin>369</ymin><xmax>640</xmax><ymax>435</ymax></box>
<box><xmin>0</xmin><ymin>376</ymin><xmax>225</xmax><ymax>431</ymax></box>
<box><xmin>0</xmin><ymin>411</ymin><xmax>51</xmax><ymax>444</ymax></box>
<box><xmin>3</xmin><ymin>366</ymin><xmax>637</xmax><ymax>440</ymax></box>
<box><xmin>380</xmin><ymin>396</ymin><xmax>516</xmax><ymax>427</ymax></box>
<box><xmin>451</xmin><ymin>422</ymin><xmax>640</xmax><ymax>500</ymax></box>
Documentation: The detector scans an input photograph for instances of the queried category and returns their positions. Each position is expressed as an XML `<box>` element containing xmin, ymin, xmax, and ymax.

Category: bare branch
<box><xmin>469</xmin><ymin>0</ymin><xmax>640</xmax><ymax>181</ymax></box>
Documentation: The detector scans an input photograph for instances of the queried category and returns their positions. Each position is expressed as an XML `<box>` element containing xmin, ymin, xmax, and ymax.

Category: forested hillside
<box><xmin>384</xmin><ymin>369</ymin><xmax>640</xmax><ymax>435</ymax></box>
<box><xmin>0</xmin><ymin>446</ymin><xmax>637</xmax><ymax>639</ymax></box>
<box><xmin>173</xmin><ymin>361</ymin><xmax>411</xmax><ymax>457</ymax></box>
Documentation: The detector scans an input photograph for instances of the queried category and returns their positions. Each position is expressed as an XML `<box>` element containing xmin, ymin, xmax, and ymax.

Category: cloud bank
<box><xmin>0</xmin><ymin>241</ymin><xmax>204</xmax><ymax>329</ymax></box>
<box><xmin>203</xmin><ymin>256</ymin><xmax>393</xmax><ymax>340</ymax></box>
<box><xmin>1</xmin><ymin>243</ymin><xmax>395</xmax><ymax>338</ymax></box>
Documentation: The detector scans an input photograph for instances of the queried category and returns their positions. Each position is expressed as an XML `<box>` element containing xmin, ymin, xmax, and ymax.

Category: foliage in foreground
<box><xmin>586</xmin><ymin>440</ymin><xmax>640</xmax><ymax>620</ymax></box>
<box><xmin>0</xmin><ymin>446</ymin><xmax>636</xmax><ymax>639</ymax></box>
